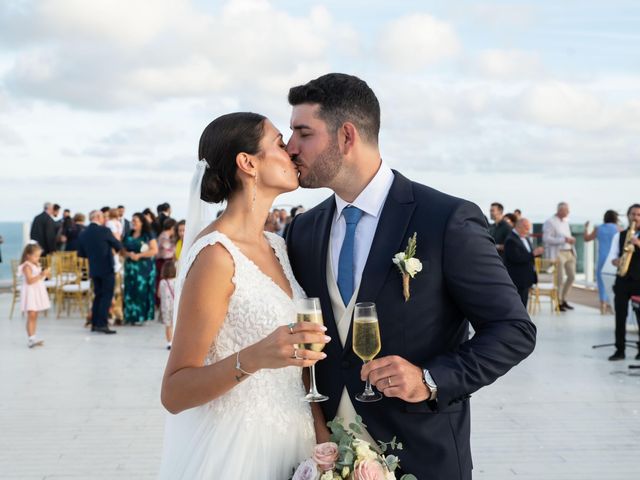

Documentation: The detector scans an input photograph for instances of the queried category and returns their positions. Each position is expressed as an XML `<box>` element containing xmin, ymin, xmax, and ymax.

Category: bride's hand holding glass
<box><xmin>241</xmin><ymin>322</ymin><xmax>331</xmax><ymax>372</ymax></box>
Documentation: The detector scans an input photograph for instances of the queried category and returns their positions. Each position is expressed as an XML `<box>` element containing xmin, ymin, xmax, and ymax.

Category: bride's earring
<box><xmin>251</xmin><ymin>173</ymin><xmax>258</xmax><ymax>212</ymax></box>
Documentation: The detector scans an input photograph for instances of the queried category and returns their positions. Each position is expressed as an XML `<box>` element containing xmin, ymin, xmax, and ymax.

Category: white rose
<box><xmin>292</xmin><ymin>459</ymin><xmax>319</xmax><ymax>480</ymax></box>
<box><xmin>353</xmin><ymin>439</ymin><xmax>378</xmax><ymax>462</ymax></box>
<box><xmin>385</xmin><ymin>471</ymin><xmax>396</xmax><ymax>480</ymax></box>
<box><xmin>320</xmin><ymin>471</ymin><xmax>334</xmax><ymax>480</ymax></box>
<box><xmin>392</xmin><ymin>252</ymin><xmax>405</xmax><ymax>265</ymax></box>
<box><xmin>405</xmin><ymin>258</ymin><xmax>423</xmax><ymax>277</ymax></box>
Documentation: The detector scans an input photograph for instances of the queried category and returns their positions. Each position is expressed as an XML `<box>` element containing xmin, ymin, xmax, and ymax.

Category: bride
<box><xmin>158</xmin><ymin>112</ymin><xmax>330</xmax><ymax>479</ymax></box>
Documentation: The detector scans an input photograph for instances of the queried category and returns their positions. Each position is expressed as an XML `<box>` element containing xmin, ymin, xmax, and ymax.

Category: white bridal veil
<box><xmin>172</xmin><ymin>159</ymin><xmax>218</xmax><ymax>327</ymax></box>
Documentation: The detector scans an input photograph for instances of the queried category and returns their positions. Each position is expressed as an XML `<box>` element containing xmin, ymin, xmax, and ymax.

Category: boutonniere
<box><xmin>392</xmin><ymin>233</ymin><xmax>423</xmax><ymax>302</ymax></box>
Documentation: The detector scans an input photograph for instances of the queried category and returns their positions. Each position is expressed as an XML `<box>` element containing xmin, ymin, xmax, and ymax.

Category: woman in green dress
<box><xmin>123</xmin><ymin>213</ymin><xmax>158</xmax><ymax>325</ymax></box>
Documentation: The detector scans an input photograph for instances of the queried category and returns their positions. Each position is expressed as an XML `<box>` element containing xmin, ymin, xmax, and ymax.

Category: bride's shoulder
<box><xmin>182</xmin><ymin>232</ymin><xmax>236</xmax><ymax>278</ymax></box>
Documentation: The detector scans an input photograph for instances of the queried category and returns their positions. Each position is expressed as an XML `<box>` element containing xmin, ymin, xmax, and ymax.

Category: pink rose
<box><xmin>292</xmin><ymin>458</ymin><xmax>319</xmax><ymax>480</ymax></box>
<box><xmin>354</xmin><ymin>459</ymin><xmax>385</xmax><ymax>480</ymax></box>
<box><xmin>312</xmin><ymin>442</ymin><xmax>339</xmax><ymax>471</ymax></box>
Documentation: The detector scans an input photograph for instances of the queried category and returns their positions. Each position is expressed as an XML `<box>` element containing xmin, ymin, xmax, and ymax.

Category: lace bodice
<box><xmin>177</xmin><ymin>231</ymin><xmax>313</xmax><ymax>434</ymax></box>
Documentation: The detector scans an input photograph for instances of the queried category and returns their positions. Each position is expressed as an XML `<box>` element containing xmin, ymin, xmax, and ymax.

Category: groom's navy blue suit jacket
<box><xmin>287</xmin><ymin>171</ymin><xmax>536</xmax><ymax>480</ymax></box>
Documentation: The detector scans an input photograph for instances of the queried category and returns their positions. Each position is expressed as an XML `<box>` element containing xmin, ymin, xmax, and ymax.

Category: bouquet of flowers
<box><xmin>290</xmin><ymin>416</ymin><xmax>416</xmax><ymax>480</ymax></box>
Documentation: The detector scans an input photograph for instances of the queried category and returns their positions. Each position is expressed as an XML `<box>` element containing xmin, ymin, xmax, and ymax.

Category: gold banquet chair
<box><xmin>9</xmin><ymin>260</ymin><xmax>22</xmax><ymax>319</ymax></box>
<box><xmin>40</xmin><ymin>255</ymin><xmax>57</xmax><ymax>313</ymax></box>
<box><xmin>57</xmin><ymin>257</ymin><xmax>92</xmax><ymax>318</ymax></box>
<box><xmin>528</xmin><ymin>258</ymin><xmax>561</xmax><ymax>315</ymax></box>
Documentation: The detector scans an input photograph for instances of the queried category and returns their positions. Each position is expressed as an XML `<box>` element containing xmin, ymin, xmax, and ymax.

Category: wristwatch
<box><xmin>422</xmin><ymin>369</ymin><xmax>438</xmax><ymax>401</ymax></box>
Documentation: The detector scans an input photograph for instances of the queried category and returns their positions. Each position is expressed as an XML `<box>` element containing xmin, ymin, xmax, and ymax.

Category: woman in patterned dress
<box><xmin>123</xmin><ymin>213</ymin><xmax>158</xmax><ymax>325</ymax></box>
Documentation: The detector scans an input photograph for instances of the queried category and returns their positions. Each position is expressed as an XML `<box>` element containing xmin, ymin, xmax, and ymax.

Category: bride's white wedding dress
<box><xmin>157</xmin><ymin>231</ymin><xmax>315</xmax><ymax>479</ymax></box>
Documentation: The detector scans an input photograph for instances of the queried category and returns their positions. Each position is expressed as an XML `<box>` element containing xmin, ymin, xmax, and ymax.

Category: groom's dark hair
<box><xmin>288</xmin><ymin>73</ymin><xmax>380</xmax><ymax>145</ymax></box>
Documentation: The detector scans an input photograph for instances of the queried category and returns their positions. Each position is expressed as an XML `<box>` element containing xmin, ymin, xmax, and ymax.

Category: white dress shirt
<box><xmin>330</xmin><ymin>163</ymin><xmax>395</xmax><ymax>293</ymax></box>
<box><xmin>542</xmin><ymin>215</ymin><xmax>575</xmax><ymax>259</ymax></box>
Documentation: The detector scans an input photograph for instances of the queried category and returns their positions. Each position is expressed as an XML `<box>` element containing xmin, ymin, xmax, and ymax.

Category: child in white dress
<box><xmin>19</xmin><ymin>243</ymin><xmax>51</xmax><ymax>348</ymax></box>
<box><xmin>158</xmin><ymin>260</ymin><xmax>176</xmax><ymax>350</ymax></box>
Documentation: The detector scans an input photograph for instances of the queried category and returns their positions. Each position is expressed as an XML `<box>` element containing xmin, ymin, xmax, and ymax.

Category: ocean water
<box><xmin>0</xmin><ymin>222</ymin><xmax>26</xmax><ymax>281</ymax></box>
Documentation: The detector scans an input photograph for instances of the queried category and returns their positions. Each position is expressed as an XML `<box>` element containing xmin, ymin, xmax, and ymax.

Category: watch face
<box><xmin>423</xmin><ymin>370</ymin><xmax>436</xmax><ymax>388</ymax></box>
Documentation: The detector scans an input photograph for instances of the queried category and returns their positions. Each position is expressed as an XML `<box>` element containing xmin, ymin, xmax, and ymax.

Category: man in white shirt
<box><xmin>285</xmin><ymin>73</ymin><xmax>536</xmax><ymax>480</ymax></box>
<box><xmin>543</xmin><ymin>202</ymin><xmax>576</xmax><ymax>311</ymax></box>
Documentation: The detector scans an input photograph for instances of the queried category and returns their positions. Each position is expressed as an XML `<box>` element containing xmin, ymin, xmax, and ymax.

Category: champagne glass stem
<box><xmin>309</xmin><ymin>364</ymin><xmax>320</xmax><ymax>396</ymax></box>
<box><xmin>362</xmin><ymin>360</ymin><xmax>374</xmax><ymax>396</ymax></box>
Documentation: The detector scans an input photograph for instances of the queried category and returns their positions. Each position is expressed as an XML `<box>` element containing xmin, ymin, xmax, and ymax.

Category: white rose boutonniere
<box><xmin>392</xmin><ymin>233</ymin><xmax>422</xmax><ymax>302</ymax></box>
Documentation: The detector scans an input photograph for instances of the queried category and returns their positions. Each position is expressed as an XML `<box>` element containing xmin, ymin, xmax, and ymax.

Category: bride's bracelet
<box><xmin>235</xmin><ymin>351</ymin><xmax>254</xmax><ymax>377</ymax></box>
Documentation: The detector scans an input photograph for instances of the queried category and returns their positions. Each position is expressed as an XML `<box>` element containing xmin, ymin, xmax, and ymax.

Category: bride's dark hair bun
<box><xmin>199</xmin><ymin>112</ymin><xmax>267</xmax><ymax>204</ymax></box>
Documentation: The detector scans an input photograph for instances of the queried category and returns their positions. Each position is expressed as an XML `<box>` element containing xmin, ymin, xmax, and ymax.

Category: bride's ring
<box><xmin>292</xmin><ymin>347</ymin><xmax>301</xmax><ymax>360</ymax></box>
<box><xmin>387</xmin><ymin>377</ymin><xmax>392</xmax><ymax>387</ymax></box>
<box><xmin>288</xmin><ymin>322</ymin><xmax>296</xmax><ymax>334</ymax></box>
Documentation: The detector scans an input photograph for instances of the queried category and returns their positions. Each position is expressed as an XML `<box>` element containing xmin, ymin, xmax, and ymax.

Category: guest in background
<box><xmin>513</xmin><ymin>209</ymin><xmax>522</xmax><ymax>221</ymax></box>
<box><xmin>174</xmin><ymin>220</ymin><xmax>186</xmax><ymax>261</ymax></box>
<box><xmin>158</xmin><ymin>260</ymin><xmax>176</xmax><ymax>350</ymax></box>
<box><xmin>264</xmin><ymin>211</ymin><xmax>279</xmax><ymax>233</ymax></box>
<box><xmin>153</xmin><ymin>202</ymin><xmax>172</xmax><ymax>236</ymax></box>
<box><xmin>142</xmin><ymin>208</ymin><xmax>156</xmax><ymax>227</ymax></box>
<box><xmin>100</xmin><ymin>206</ymin><xmax>110</xmax><ymax>218</ymax></box>
<box><xmin>488</xmin><ymin>202</ymin><xmax>511</xmax><ymax>256</ymax></box>
<box><xmin>504</xmin><ymin>218</ymin><xmax>545</xmax><ymax>307</ymax></box>
<box><xmin>19</xmin><ymin>242</ymin><xmax>51</xmax><ymax>348</ymax></box>
<box><xmin>155</xmin><ymin>218</ymin><xmax>177</xmax><ymax>307</ymax></box>
<box><xmin>117</xmin><ymin>205</ymin><xmax>131</xmax><ymax>238</ymax></box>
<box><xmin>275</xmin><ymin>208</ymin><xmax>288</xmax><ymax>236</ymax></box>
<box><xmin>30</xmin><ymin>202</ymin><xmax>58</xmax><ymax>256</ymax></box>
<box><xmin>607</xmin><ymin>204</ymin><xmax>640</xmax><ymax>361</ymax></box>
<box><xmin>0</xmin><ymin>235</ymin><xmax>3</xmax><ymax>263</ymax></box>
<box><xmin>123</xmin><ymin>213</ymin><xmax>158</xmax><ymax>325</ymax></box>
<box><xmin>77</xmin><ymin>210</ymin><xmax>122</xmax><ymax>334</ymax></box>
<box><xmin>584</xmin><ymin>210</ymin><xmax>622</xmax><ymax>314</ymax></box>
<box><xmin>57</xmin><ymin>209</ymin><xmax>73</xmax><ymax>250</ymax></box>
<box><xmin>283</xmin><ymin>205</ymin><xmax>304</xmax><ymax>238</ymax></box>
<box><xmin>105</xmin><ymin>208</ymin><xmax>123</xmax><ymax>241</ymax></box>
<box><xmin>64</xmin><ymin>213</ymin><xmax>86</xmax><ymax>251</ymax></box>
<box><xmin>543</xmin><ymin>202</ymin><xmax>577</xmax><ymax>312</ymax></box>
<box><xmin>503</xmin><ymin>213</ymin><xmax>518</xmax><ymax>228</ymax></box>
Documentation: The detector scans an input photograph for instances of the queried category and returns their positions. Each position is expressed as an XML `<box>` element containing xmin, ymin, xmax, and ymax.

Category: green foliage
<box><xmin>404</xmin><ymin>232</ymin><xmax>417</xmax><ymax>258</ymax></box>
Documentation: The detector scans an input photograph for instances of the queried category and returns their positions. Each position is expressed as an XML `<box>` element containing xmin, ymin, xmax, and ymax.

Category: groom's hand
<box><xmin>361</xmin><ymin>355</ymin><xmax>430</xmax><ymax>403</ymax></box>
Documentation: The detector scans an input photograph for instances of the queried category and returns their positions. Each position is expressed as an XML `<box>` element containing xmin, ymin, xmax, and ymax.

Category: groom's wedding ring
<box><xmin>288</xmin><ymin>322</ymin><xmax>296</xmax><ymax>334</ymax></box>
<box><xmin>387</xmin><ymin>377</ymin><xmax>392</xmax><ymax>387</ymax></box>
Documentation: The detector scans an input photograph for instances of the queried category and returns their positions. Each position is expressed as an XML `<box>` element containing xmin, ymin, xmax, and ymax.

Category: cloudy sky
<box><xmin>1</xmin><ymin>0</ymin><xmax>638</xmax><ymax>223</ymax></box>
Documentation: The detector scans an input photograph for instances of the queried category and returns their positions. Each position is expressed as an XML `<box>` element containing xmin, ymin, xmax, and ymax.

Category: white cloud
<box><xmin>474</xmin><ymin>49</ymin><xmax>544</xmax><ymax>80</ymax></box>
<box><xmin>468</xmin><ymin>3</ymin><xmax>537</xmax><ymax>29</ymax></box>
<box><xmin>377</xmin><ymin>14</ymin><xmax>460</xmax><ymax>71</ymax></box>
<box><xmin>517</xmin><ymin>81</ymin><xmax>640</xmax><ymax>132</ymax></box>
<box><xmin>1</xmin><ymin>0</ymin><xmax>359</xmax><ymax>108</ymax></box>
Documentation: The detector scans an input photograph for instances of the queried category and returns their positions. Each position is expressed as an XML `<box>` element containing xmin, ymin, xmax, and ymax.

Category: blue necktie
<box><xmin>337</xmin><ymin>206</ymin><xmax>364</xmax><ymax>305</ymax></box>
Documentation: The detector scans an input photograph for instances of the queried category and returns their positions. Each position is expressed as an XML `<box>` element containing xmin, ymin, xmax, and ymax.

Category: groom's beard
<box><xmin>297</xmin><ymin>140</ymin><xmax>342</xmax><ymax>189</ymax></box>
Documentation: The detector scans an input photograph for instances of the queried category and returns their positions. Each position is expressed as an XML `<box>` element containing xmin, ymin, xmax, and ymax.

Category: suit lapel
<box><xmin>342</xmin><ymin>171</ymin><xmax>416</xmax><ymax>356</ymax></box>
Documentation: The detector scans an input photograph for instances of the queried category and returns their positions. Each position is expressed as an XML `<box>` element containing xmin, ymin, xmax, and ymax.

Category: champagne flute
<box><xmin>295</xmin><ymin>298</ymin><xmax>329</xmax><ymax>403</ymax></box>
<box><xmin>353</xmin><ymin>302</ymin><xmax>383</xmax><ymax>402</ymax></box>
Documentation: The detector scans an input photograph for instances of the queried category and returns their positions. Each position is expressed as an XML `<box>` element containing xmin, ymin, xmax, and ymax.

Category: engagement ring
<box><xmin>288</xmin><ymin>322</ymin><xmax>295</xmax><ymax>334</ymax></box>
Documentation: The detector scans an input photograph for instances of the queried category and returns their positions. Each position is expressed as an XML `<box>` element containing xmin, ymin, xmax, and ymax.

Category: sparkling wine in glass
<box><xmin>353</xmin><ymin>302</ymin><xmax>383</xmax><ymax>402</ymax></box>
<box><xmin>295</xmin><ymin>298</ymin><xmax>328</xmax><ymax>403</ymax></box>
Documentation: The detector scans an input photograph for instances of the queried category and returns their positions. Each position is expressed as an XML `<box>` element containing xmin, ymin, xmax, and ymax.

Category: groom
<box><xmin>285</xmin><ymin>73</ymin><xmax>536</xmax><ymax>479</ymax></box>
